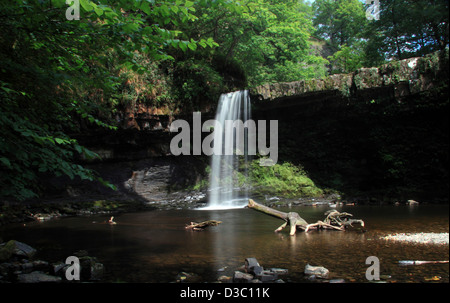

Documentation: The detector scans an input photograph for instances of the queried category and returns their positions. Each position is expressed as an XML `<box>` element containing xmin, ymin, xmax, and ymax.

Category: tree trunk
<box><xmin>247</xmin><ymin>199</ymin><xmax>308</xmax><ymax>235</ymax></box>
<box><xmin>247</xmin><ymin>199</ymin><xmax>365</xmax><ymax>235</ymax></box>
<box><xmin>247</xmin><ymin>198</ymin><xmax>289</xmax><ymax>220</ymax></box>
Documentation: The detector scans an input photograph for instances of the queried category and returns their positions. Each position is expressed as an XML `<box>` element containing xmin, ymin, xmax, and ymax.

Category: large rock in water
<box><xmin>17</xmin><ymin>271</ymin><xmax>62</xmax><ymax>283</ymax></box>
<box><xmin>0</xmin><ymin>240</ymin><xmax>36</xmax><ymax>261</ymax></box>
<box><xmin>304</xmin><ymin>264</ymin><xmax>329</xmax><ymax>279</ymax></box>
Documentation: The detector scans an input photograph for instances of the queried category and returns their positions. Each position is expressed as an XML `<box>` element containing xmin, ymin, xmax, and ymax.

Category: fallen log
<box><xmin>247</xmin><ymin>199</ymin><xmax>365</xmax><ymax>235</ymax></box>
<box><xmin>185</xmin><ymin>220</ymin><xmax>222</xmax><ymax>231</ymax></box>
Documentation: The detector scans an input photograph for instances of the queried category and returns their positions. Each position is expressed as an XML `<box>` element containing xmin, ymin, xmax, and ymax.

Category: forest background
<box><xmin>1</xmin><ymin>0</ymin><xmax>448</xmax><ymax>201</ymax></box>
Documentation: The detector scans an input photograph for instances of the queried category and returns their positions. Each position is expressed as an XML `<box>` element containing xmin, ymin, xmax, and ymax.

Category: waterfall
<box><xmin>203</xmin><ymin>90</ymin><xmax>251</xmax><ymax>210</ymax></box>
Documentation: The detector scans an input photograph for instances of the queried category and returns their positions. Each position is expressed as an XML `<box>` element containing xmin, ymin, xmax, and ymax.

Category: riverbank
<box><xmin>1</xmin><ymin>191</ymin><xmax>441</xmax><ymax>227</ymax></box>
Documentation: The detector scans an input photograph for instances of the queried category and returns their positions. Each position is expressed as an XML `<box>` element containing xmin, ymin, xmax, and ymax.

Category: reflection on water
<box><xmin>1</xmin><ymin>205</ymin><xmax>448</xmax><ymax>283</ymax></box>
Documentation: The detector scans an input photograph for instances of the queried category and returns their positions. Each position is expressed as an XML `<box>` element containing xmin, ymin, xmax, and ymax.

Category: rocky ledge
<box><xmin>250</xmin><ymin>50</ymin><xmax>447</xmax><ymax>102</ymax></box>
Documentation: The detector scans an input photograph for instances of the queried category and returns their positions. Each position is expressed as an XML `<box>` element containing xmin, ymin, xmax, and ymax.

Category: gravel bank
<box><xmin>381</xmin><ymin>232</ymin><xmax>449</xmax><ymax>245</ymax></box>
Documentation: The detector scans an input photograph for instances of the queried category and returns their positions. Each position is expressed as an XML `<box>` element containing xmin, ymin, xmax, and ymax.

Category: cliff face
<box><xmin>250</xmin><ymin>51</ymin><xmax>449</xmax><ymax>203</ymax></box>
<box><xmin>250</xmin><ymin>51</ymin><xmax>445</xmax><ymax>103</ymax></box>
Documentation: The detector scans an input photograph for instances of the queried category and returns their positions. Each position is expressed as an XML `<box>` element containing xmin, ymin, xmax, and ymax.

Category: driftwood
<box><xmin>247</xmin><ymin>199</ymin><xmax>365</xmax><ymax>235</ymax></box>
<box><xmin>185</xmin><ymin>220</ymin><xmax>222</xmax><ymax>231</ymax></box>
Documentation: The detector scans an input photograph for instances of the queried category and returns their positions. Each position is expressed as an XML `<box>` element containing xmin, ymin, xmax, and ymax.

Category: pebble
<box><xmin>329</xmin><ymin>279</ymin><xmax>346</xmax><ymax>283</ymax></box>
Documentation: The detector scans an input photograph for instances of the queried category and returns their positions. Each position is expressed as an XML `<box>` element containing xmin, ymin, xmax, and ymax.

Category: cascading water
<box><xmin>203</xmin><ymin>90</ymin><xmax>251</xmax><ymax>210</ymax></box>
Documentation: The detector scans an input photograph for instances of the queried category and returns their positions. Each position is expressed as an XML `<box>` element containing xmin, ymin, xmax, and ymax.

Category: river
<box><xmin>1</xmin><ymin>204</ymin><xmax>448</xmax><ymax>283</ymax></box>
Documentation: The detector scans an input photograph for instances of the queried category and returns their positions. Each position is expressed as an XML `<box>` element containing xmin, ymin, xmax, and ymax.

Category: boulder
<box><xmin>304</xmin><ymin>264</ymin><xmax>329</xmax><ymax>279</ymax></box>
<box><xmin>17</xmin><ymin>271</ymin><xmax>62</xmax><ymax>283</ymax></box>
<box><xmin>233</xmin><ymin>271</ymin><xmax>254</xmax><ymax>283</ymax></box>
<box><xmin>90</xmin><ymin>262</ymin><xmax>105</xmax><ymax>281</ymax></box>
<box><xmin>245</xmin><ymin>257</ymin><xmax>264</xmax><ymax>276</ymax></box>
<box><xmin>79</xmin><ymin>255</ymin><xmax>104</xmax><ymax>281</ymax></box>
<box><xmin>0</xmin><ymin>243</ymin><xmax>13</xmax><ymax>262</ymax></box>
<box><xmin>0</xmin><ymin>240</ymin><xmax>36</xmax><ymax>261</ymax></box>
<box><xmin>269</xmin><ymin>268</ymin><xmax>289</xmax><ymax>275</ymax></box>
<box><xmin>256</xmin><ymin>271</ymin><xmax>278</xmax><ymax>282</ymax></box>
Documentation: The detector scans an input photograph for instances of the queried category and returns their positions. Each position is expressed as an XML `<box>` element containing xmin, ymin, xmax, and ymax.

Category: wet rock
<box><xmin>329</xmin><ymin>279</ymin><xmax>346</xmax><ymax>283</ymax></box>
<box><xmin>0</xmin><ymin>240</ymin><xmax>36</xmax><ymax>260</ymax></box>
<box><xmin>233</xmin><ymin>258</ymin><xmax>290</xmax><ymax>283</ymax></box>
<box><xmin>17</xmin><ymin>271</ymin><xmax>62</xmax><ymax>283</ymax></box>
<box><xmin>176</xmin><ymin>272</ymin><xmax>201</xmax><ymax>283</ymax></box>
<box><xmin>0</xmin><ymin>244</ymin><xmax>13</xmax><ymax>262</ymax></box>
<box><xmin>53</xmin><ymin>262</ymin><xmax>69</xmax><ymax>277</ymax></box>
<box><xmin>304</xmin><ymin>264</ymin><xmax>329</xmax><ymax>279</ymax></box>
<box><xmin>90</xmin><ymin>262</ymin><xmax>105</xmax><ymax>281</ymax></box>
<box><xmin>21</xmin><ymin>262</ymin><xmax>34</xmax><ymax>274</ymax></box>
<box><xmin>256</xmin><ymin>271</ymin><xmax>278</xmax><ymax>282</ymax></box>
<box><xmin>245</xmin><ymin>258</ymin><xmax>260</xmax><ymax>273</ymax></box>
<box><xmin>269</xmin><ymin>268</ymin><xmax>289</xmax><ymax>275</ymax></box>
<box><xmin>245</xmin><ymin>258</ymin><xmax>264</xmax><ymax>276</ymax></box>
<box><xmin>79</xmin><ymin>255</ymin><xmax>104</xmax><ymax>281</ymax></box>
<box><xmin>218</xmin><ymin>275</ymin><xmax>232</xmax><ymax>283</ymax></box>
<box><xmin>233</xmin><ymin>271</ymin><xmax>254</xmax><ymax>283</ymax></box>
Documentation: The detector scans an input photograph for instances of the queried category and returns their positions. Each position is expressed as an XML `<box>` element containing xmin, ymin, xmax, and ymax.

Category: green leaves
<box><xmin>0</xmin><ymin>157</ymin><xmax>12</xmax><ymax>169</ymax></box>
<box><xmin>79</xmin><ymin>0</ymin><xmax>94</xmax><ymax>12</ymax></box>
<box><xmin>0</xmin><ymin>0</ymin><xmax>242</xmax><ymax>201</ymax></box>
<box><xmin>188</xmin><ymin>39</ymin><xmax>197</xmax><ymax>51</ymax></box>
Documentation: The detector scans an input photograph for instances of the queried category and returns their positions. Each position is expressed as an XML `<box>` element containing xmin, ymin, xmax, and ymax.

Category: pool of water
<box><xmin>1</xmin><ymin>204</ymin><xmax>448</xmax><ymax>283</ymax></box>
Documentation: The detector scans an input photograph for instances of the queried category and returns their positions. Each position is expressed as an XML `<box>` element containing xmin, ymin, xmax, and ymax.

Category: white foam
<box><xmin>197</xmin><ymin>198</ymin><xmax>248</xmax><ymax>210</ymax></box>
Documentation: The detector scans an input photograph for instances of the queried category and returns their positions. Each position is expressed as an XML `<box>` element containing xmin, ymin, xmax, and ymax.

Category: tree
<box><xmin>313</xmin><ymin>0</ymin><xmax>367</xmax><ymax>47</ymax></box>
<box><xmin>363</xmin><ymin>0</ymin><xmax>449</xmax><ymax>64</ymax></box>
<box><xmin>0</xmin><ymin>0</ymin><xmax>215</xmax><ymax>201</ymax></box>
<box><xmin>312</xmin><ymin>0</ymin><xmax>368</xmax><ymax>73</ymax></box>
<box><xmin>184</xmin><ymin>0</ymin><xmax>328</xmax><ymax>86</ymax></box>
<box><xmin>327</xmin><ymin>43</ymin><xmax>365</xmax><ymax>73</ymax></box>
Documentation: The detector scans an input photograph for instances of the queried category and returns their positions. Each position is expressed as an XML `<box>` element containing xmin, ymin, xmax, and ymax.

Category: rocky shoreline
<box><xmin>0</xmin><ymin>240</ymin><xmax>104</xmax><ymax>283</ymax></box>
<box><xmin>0</xmin><ymin>241</ymin><xmax>338</xmax><ymax>283</ymax></box>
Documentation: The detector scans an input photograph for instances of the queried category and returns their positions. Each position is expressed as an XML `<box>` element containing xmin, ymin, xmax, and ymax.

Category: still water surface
<box><xmin>1</xmin><ymin>204</ymin><xmax>448</xmax><ymax>283</ymax></box>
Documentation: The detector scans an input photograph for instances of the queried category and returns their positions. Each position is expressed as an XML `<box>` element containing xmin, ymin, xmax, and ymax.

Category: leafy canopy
<box><xmin>0</xmin><ymin>0</ymin><xmax>217</xmax><ymax>201</ymax></box>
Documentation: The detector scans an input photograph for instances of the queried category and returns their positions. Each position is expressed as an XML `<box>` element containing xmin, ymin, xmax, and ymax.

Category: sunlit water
<box><xmin>1</xmin><ymin>204</ymin><xmax>448</xmax><ymax>283</ymax></box>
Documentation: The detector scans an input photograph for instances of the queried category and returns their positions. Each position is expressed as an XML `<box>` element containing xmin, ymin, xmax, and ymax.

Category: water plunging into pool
<box><xmin>202</xmin><ymin>90</ymin><xmax>251</xmax><ymax>210</ymax></box>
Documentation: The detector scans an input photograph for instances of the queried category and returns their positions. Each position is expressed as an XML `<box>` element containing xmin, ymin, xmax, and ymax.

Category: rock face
<box><xmin>250</xmin><ymin>50</ymin><xmax>449</xmax><ymax>203</ymax></box>
<box><xmin>41</xmin><ymin>155</ymin><xmax>208</xmax><ymax>207</ymax></box>
<box><xmin>250</xmin><ymin>51</ymin><xmax>446</xmax><ymax>102</ymax></box>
